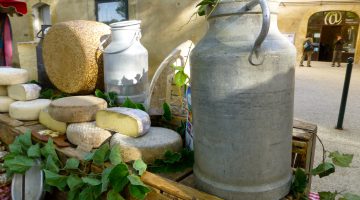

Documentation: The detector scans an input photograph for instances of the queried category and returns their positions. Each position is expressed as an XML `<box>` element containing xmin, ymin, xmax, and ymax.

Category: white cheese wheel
<box><xmin>0</xmin><ymin>86</ymin><xmax>7</xmax><ymax>96</ymax></box>
<box><xmin>0</xmin><ymin>96</ymin><xmax>15</xmax><ymax>112</ymax></box>
<box><xmin>96</xmin><ymin>107</ymin><xmax>150</xmax><ymax>137</ymax></box>
<box><xmin>39</xmin><ymin>108</ymin><xmax>67</xmax><ymax>134</ymax></box>
<box><xmin>0</xmin><ymin>67</ymin><xmax>28</xmax><ymax>85</ymax></box>
<box><xmin>110</xmin><ymin>127</ymin><xmax>183</xmax><ymax>163</ymax></box>
<box><xmin>9</xmin><ymin>99</ymin><xmax>52</xmax><ymax>121</ymax></box>
<box><xmin>7</xmin><ymin>84</ymin><xmax>41</xmax><ymax>101</ymax></box>
<box><xmin>67</xmin><ymin>122</ymin><xmax>112</xmax><ymax>148</ymax></box>
<box><xmin>49</xmin><ymin>96</ymin><xmax>107</xmax><ymax>123</ymax></box>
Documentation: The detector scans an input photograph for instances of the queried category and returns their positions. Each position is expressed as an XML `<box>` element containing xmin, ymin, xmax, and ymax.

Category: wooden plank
<box><xmin>141</xmin><ymin>172</ymin><xmax>223</xmax><ymax>200</ymax></box>
<box><xmin>293</xmin><ymin>119</ymin><xmax>317</xmax><ymax>133</ymax></box>
<box><xmin>179</xmin><ymin>174</ymin><xmax>195</xmax><ymax>188</ymax></box>
<box><xmin>0</xmin><ymin>123</ymin><xmax>21</xmax><ymax>144</ymax></box>
<box><xmin>0</xmin><ymin>114</ymin><xmax>23</xmax><ymax>127</ymax></box>
<box><xmin>157</xmin><ymin>168</ymin><xmax>193</xmax><ymax>182</ymax></box>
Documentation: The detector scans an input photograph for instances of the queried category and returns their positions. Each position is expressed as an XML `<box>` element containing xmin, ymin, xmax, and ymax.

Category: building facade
<box><xmin>10</xmin><ymin>0</ymin><xmax>360</xmax><ymax>80</ymax></box>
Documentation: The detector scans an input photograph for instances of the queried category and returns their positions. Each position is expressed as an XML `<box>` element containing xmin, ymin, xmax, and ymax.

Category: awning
<box><xmin>0</xmin><ymin>0</ymin><xmax>27</xmax><ymax>16</ymax></box>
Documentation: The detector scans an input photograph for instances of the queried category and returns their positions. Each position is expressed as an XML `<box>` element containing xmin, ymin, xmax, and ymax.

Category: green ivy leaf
<box><xmin>41</xmin><ymin>139</ymin><xmax>60</xmax><ymax>164</ymax></box>
<box><xmin>290</xmin><ymin>168</ymin><xmax>308</xmax><ymax>195</ymax></box>
<box><xmin>95</xmin><ymin>89</ymin><xmax>107</xmax><ymax>99</ymax></box>
<box><xmin>45</xmin><ymin>156</ymin><xmax>60</xmax><ymax>173</ymax></box>
<box><xmin>93</xmin><ymin>143</ymin><xmax>110</xmax><ymax>166</ymax></box>
<box><xmin>107</xmin><ymin>92</ymin><xmax>118</xmax><ymax>107</ymax></box>
<box><xmin>127</xmin><ymin>174</ymin><xmax>146</xmax><ymax>186</ymax></box>
<box><xmin>82</xmin><ymin>177</ymin><xmax>102</xmax><ymax>186</ymax></box>
<box><xmin>133</xmin><ymin>159</ymin><xmax>147</xmax><ymax>176</ymax></box>
<box><xmin>19</xmin><ymin>131</ymin><xmax>32</xmax><ymax>149</ymax></box>
<box><xmin>129</xmin><ymin>185</ymin><xmax>151</xmax><ymax>200</ymax></box>
<box><xmin>109</xmin><ymin>163</ymin><xmax>129</xmax><ymax>192</ymax></box>
<box><xmin>79</xmin><ymin>186</ymin><xmax>95</xmax><ymax>200</ymax></box>
<box><xmin>67</xmin><ymin>188</ymin><xmax>80</xmax><ymax>200</ymax></box>
<box><xmin>311</xmin><ymin>162</ymin><xmax>335</xmax><ymax>178</ymax></box>
<box><xmin>4</xmin><ymin>155</ymin><xmax>34</xmax><ymax>174</ymax></box>
<box><xmin>40</xmin><ymin>89</ymin><xmax>54</xmax><ymax>99</ymax></box>
<box><xmin>67</xmin><ymin>175</ymin><xmax>84</xmax><ymax>191</ymax></box>
<box><xmin>84</xmin><ymin>152</ymin><xmax>95</xmax><ymax>161</ymax></box>
<box><xmin>329</xmin><ymin>151</ymin><xmax>353</xmax><ymax>167</ymax></box>
<box><xmin>101</xmin><ymin>166</ymin><xmax>114</xmax><ymax>193</ymax></box>
<box><xmin>162</xmin><ymin>102</ymin><xmax>172</xmax><ymax>121</ymax></box>
<box><xmin>122</xmin><ymin>97</ymin><xmax>137</xmax><ymax>109</ymax></box>
<box><xmin>163</xmin><ymin>151</ymin><xmax>181</xmax><ymax>164</ymax></box>
<box><xmin>110</xmin><ymin>145</ymin><xmax>122</xmax><ymax>165</ymax></box>
<box><xmin>9</xmin><ymin>139</ymin><xmax>23</xmax><ymax>155</ymax></box>
<box><xmin>43</xmin><ymin>169</ymin><xmax>67</xmax><ymax>191</ymax></box>
<box><xmin>107</xmin><ymin>189</ymin><xmax>125</xmax><ymax>200</ymax></box>
<box><xmin>174</xmin><ymin>71</ymin><xmax>189</xmax><ymax>87</ymax></box>
<box><xmin>27</xmin><ymin>143</ymin><xmax>41</xmax><ymax>158</ymax></box>
<box><xmin>341</xmin><ymin>193</ymin><xmax>360</xmax><ymax>200</ymax></box>
<box><xmin>135</xmin><ymin>103</ymin><xmax>146</xmax><ymax>111</ymax></box>
<box><xmin>319</xmin><ymin>191</ymin><xmax>337</xmax><ymax>200</ymax></box>
<box><xmin>64</xmin><ymin>158</ymin><xmax>80</xmax><ymax>170</ymax></box>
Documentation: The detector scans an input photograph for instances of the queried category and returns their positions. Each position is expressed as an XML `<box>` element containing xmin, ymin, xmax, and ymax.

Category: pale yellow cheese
<box><xmin>9</xmin><ymin>99</ymin><xmax>51</xmax><ymax>120</ymax></box>
<box><xmin>0</xmin><ymin>86</ymin><xmax>7</xmax><ymax>96</ymax></box>
<box><xmin>0</xmin><ymin>67</ymin><xmax>28</xmax><ymax>85</ymax></box>
<box><xmin>7</xmin><ymin>84</ymin><xmax>41</xmax><ymax>101</ymax></box>
<box><xmin>39</xmin><ymin>108</ymin><xmax>67</xmax><ymax>134</ymax></box>
<box><xmin>96</xmin><ymin>107</ymin><xmax>150</xmax><ymax>137</ymax></box>
<box><xmin>0</xmin><ymin>96</ymin><xmax>15</xmax><ymax>112</ymax></box>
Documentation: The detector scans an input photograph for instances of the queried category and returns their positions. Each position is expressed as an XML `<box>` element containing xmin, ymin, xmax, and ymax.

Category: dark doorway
<box><xmin>319</xmin><ymin>25</ymin><xmax>342</xmax><ymax>61</ymax></box>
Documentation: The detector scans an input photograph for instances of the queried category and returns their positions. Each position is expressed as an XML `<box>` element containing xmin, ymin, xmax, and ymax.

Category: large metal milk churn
<box><xmin>190</xmin><ymin>0</ymin><xmax>296</xmax><ymax>199</ymax></box>
<box><xmin>103</xmin><ymin>20</ymin><xmax>148</xmax><ymax>103</ymax></box>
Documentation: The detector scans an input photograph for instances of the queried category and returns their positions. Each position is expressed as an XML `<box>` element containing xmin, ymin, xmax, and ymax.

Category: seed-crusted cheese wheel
<box><xmin>9</xmin><ymin>99</ymin><xmax>51</xmax><ymax>120</ymax></box>
<box><xmin>7</xmin><ymin>84</ymin><xmax>41</xmax><ymax>101</ymax></box>
<box><xmin>39</xmin><ymin>108</ymin><xmax>67</xmax><ymax>134</ymax></box>
<box><xmin>67</xmin><ymin>122</ymin><xmax>112</xmax><ymax>148</ymax></box>
<box><xmin>0</xmin><ymin>86</ymin><xmax>7</xmax><ymax>96</ymax></box>
<box><xmin>110</xmin><ymin>127</ymin><xmax>182</xmax><ymax>163</ymax></box>
<box><xmin>43</xmin><ymin>20</ymin><xmax>110</xmax><ymax>94</ymax></box>
<box><xmin>0</xmin><ymin>67</ymin><xmax>28</xmax><ymax>85</ymax></box>
<box><xmin>96</xmin><ymin>107</ymin><xmax>150</xmax><ymax>137</ymax></box>
<box><xmin>49</xmin><ymin>96</ymin><xmax>107</xmax><ymax>123</ymax></box>
<box><xmin>0</xmin><ymin>96</ymin><xmax>15</xmax><ymax>112</ymax></box>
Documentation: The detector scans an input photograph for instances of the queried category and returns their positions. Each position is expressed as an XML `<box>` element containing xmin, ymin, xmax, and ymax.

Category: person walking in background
<box><xmin>300</xmin><ymin>34</ymin><xmax>314</xmax><ymax>67</ymax></box>
<box><xmin>332</xmin><ymin>35</ymin><xmax>345</xmax><ymax>67</ymax></box>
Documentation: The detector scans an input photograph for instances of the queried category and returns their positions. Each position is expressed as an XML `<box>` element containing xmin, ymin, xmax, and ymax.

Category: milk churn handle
<box><xmin>247</xmin><ymin>0</ymin><xmax>270</xmax><ymax>66</ymax></box>
<box><xmin>98</xmin><ymin>31</ymin><xmax>141</xmax><ymax>54</ymax></box>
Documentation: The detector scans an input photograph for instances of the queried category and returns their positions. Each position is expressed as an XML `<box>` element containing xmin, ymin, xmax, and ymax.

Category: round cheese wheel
<box><xmin>9</xmin><ymin>99</ymin><xmax>52</xmax><ymax>120</ymax></box>
<box><xmin>67</xmin><ymin>122</ymin><xmax>112</xmax><ymax>148</ymax></box>
<box><xmin>43</xmin><ymin>20</ymin><xmax>110</xmax><ymax>94</ymax></box>
<box><xmin>110</xmin><ymin>127</ymin><xmax>183</xmax><ymax>163</ymax></box>
<box><xmin>0</xmin><ymin>85</ymin><xmax>7</xmax><ymax>96</ymax></box>
<box><xmin>0</xmin><ymin>67</ymin><xmax>28</xmax><ymax>85</ymax></box>
<box><xmin>48</xmin><ymin>96</ymin><xmax>107</xmax><ymax>123</ymax></box>
<box><xmin>0</xmin><ymin>96</ymin><xmax>15</xmax><ymax>112</ymax></box>
<box><xmin>7</xmin><ymin>84</ymin><xmax>41</xmax><ymax>101</ymax></box>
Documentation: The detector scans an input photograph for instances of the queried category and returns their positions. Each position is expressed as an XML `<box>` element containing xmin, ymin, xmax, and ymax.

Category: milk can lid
<box><xmin>110</xmin><ymin>20</ymin><xmax>141</xmax><ymax>29</ymax></box>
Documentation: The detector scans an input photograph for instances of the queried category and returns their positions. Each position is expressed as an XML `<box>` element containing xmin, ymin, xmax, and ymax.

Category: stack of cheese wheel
<box><xmin>48</xmin><ymin>96</ymin><xmax>111</xmax><ymax>148</ymax></box>
<box><xmin>43</xmin><ymin>20</ymin><xmax>110</xmax><ymax>95</ymax></box>
<box><xmin>96</xmin><ymin>107</ymin><xmax>182</xmax><ymax>163</ymax></box>
<box><xmin>0</xmin><ymin>67</ymin><xmax>51</xmax><ymax>121</ymax></box>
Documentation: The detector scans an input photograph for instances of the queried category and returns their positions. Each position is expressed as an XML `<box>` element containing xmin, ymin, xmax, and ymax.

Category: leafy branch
<box><xmin>4</xmin><ymin>132</ymin><xmax>151</xmax><ymax>200</ymax></box>
<box><xmin>148</xmin><ymin>149</ymin><xmax>194</xmax><ymax>174</ymax></box>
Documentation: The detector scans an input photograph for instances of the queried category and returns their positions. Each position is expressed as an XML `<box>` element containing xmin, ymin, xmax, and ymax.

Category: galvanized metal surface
<box><xmin>103</xmin><ymin>20</ymin><xmax>149</xmax><ymax>103</ymax></box>
<box><xmin>190</xmin><ymin>0</ymin><xmax>296</xmax><ymax>199</ymax></box>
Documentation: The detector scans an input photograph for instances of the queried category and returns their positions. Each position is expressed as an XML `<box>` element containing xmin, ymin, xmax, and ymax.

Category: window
<box><xmin>32</xmin><ymin>3</ymin><xmax>51</xmax><ymax>40</ymax></box>
<box><xmin>96</xmin><ymin>0</ymin><xmax>128</xmax><ymax>24</ymax></box>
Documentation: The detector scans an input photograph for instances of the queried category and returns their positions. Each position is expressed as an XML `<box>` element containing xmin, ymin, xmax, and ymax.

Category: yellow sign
<box><xmin>324</xmin><ymin>11</ymin><xmax>343</xmax><ymax>25</ymax></box>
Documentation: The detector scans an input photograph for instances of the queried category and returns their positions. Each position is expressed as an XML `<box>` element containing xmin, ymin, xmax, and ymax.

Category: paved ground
<box><xmin>294</xmin><ymin>61</ymin><xmax>360</xmax><ymax>195</ymax></box>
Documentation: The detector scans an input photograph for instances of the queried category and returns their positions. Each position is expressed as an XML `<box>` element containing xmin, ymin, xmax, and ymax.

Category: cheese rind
<box><xmin>49</xmin><ymin>96</ymin><xmax>107</xmax><ymax>123</ymax></box>
<box><xmin>7</xmin><ymin>84</ymin><xmax>41</xmax><ymax>101</ymax></box>
<box><xmin>0</xmin><ymin>67</ymin><xmax>28</xmax><ymax>85</ymax></box>
<box><xmin>110</xmin><ymin>127</ymin><xmax>183</xmax><ymax>163</ymax></box>
<box><xmin>9</xmin><ymin>99</ymin><xmax>52</xmax><ymax>120</ymax></box>
<box><xmin>0</xmin><ymin>96</ymin><xmax>15</xmax><ymax>112</ymax></box>
<box><xmin>0</xmin><ymin>86</ymin><xmax>7</xmax><ymax>96</ymax></box>
<box><xmin>39</xmin><ymin>108</ymin><xmax>67</xmax><ymax>134</ymax></box>
<box><xmin>96</xmin><ymin>107</ymin><xmax>150</xmax><ymax>137</ymax></box>
<box><xmin>66</xmin><ymin>122</ymin><xmax>112</xmax><ymax>148</ymax></box>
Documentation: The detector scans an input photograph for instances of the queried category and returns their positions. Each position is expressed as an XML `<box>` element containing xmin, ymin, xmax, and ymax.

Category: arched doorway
<box><xmin>307</xmin><ymin>11</ymin><xmax>359</xmax><ymax>62</ymax></box>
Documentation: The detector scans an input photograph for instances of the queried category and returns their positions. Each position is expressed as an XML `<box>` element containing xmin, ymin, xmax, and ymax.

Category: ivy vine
<box><xmin>4</xmin><ymin>131</ymin><xmax>150</xmax><ymax>200</ymax></box>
